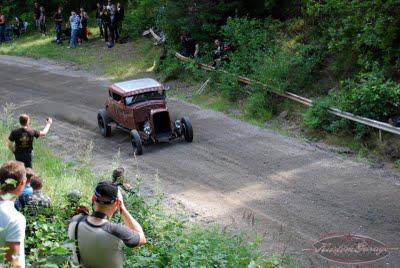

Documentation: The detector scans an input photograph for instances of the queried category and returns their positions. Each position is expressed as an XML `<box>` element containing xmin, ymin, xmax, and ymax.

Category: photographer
<box><xmin>68</xmin><ymin>182</ymin><xmax>146</xmax><ymax>268</ymax></box>
<box><xmin>8</xmin><ymin>114</ymin><xmax>53</xmax><ymax>168</ymax></box>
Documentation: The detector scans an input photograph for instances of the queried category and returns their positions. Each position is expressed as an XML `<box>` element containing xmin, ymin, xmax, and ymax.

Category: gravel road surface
<box><xmin>1</xmin><ymin>56</ymin><xmax>399</xmax><ymax>267</ymax></box>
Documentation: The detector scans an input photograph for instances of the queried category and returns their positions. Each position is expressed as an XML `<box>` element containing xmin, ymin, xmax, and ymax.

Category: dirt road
<box><xmin>1</xmin><ymin>56</ymin><xmax>399</xmax><ymax>267</ymax></box>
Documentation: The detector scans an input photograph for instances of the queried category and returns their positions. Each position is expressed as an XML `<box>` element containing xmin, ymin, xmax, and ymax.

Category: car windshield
<box><xmin>125</xmin><ymin>91</ymin><xmax>165</xmax><ymax>106</ymax></box>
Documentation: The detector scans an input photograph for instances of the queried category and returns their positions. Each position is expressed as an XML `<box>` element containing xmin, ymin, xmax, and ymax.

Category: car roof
<box><xmin>110</xmin><ymin>78</ymin><xmax>164</xmax><ymax>96</ymax></box>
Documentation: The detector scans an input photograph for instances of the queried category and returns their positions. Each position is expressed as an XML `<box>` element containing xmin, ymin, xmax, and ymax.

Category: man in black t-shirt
<box><xmin>34</xmin><ymin>2</ymin><xmax>40</xmax><ymax>31</ymax></box>
<box><xmin>8</xmin><ymin>114</ymin><xmax>53</xmax><ymax>168</ymax></box>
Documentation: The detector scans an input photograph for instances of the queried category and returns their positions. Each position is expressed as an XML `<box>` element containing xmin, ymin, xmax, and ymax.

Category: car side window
<box><xmin>112</xmin><ymin>92</ymin><xmax>122</xmax><ymax>102</ymax></box>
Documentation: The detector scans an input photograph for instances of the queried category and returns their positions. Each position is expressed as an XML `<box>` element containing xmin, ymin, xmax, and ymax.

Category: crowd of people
<box><xmin>59</xmin><ymin>1</ymin><xmax>125</xmax><ymax>48</ymax></box>
<box><xmin>0</xmin><ymin>1</ymin><xmax>125</xmax><ymax>48</ymax></box>
<box><xmin>0</xmin><ymin>114</ymin><xmax>146</xmax><ymax>267</ymax></box>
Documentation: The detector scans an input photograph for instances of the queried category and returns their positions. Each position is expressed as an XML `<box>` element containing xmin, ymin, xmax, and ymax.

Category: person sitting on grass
<box><xmin>112</xmin><ymin>167</ymin><xmax>135</xmax><ymax>194</ymax></box>
<box><xmin>66</xmin><ymin>189</ymin><xmax>89</xmax><ymax>217</ymax></box>
<box><xmin>26</xmin><ymin>176</ymin><xmax>51</xmax><ymax>209</ymax></box>
<box><xmin>8</xmin><ymin>114</ymin><xmax>53</xmax><ymax>168</ymax></box>
<box><xmin>68</xmin><ymin>182</ymin><xmax>146</xmax><ymax>268</ymax></box>
<box><xmin>15</xmin><ymin>168</ymin><xmax>35</xmax><ymax>211</ymax></box>
<box><xmin>0</xmin><ymin>161</ymin><xmax>27</xmax><ymax>268</ymax></box>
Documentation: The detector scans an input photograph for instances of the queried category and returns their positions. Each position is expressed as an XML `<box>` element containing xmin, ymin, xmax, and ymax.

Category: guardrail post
<box><xmin>379</xmin><ymin>130</ymin><xmax>382</xmax><ymax>142</ymax></box>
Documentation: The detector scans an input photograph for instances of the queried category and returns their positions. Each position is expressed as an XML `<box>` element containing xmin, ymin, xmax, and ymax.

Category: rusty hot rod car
<box><xmin>97</xmin><ymin>78</ymin><xmax>193</xmax><ymax>155</ymax></box>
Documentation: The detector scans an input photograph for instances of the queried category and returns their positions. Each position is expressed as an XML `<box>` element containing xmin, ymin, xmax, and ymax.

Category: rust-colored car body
<box><xmin>98</xmin><ymin>78</ymin><xmax>193</xmax><ymax>155</ymax></box>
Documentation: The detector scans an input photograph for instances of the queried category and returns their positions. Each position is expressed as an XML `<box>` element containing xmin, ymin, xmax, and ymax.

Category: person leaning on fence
<box><xmin>68</xmin><ymin>181</ymin><xmax>146</xmax><ymax>268</ymax></box>
<box><xmin>8</xmin><ymin>114</ymin><xmax>53</xmax><ymax>168</ymax></box>
<box><xmin>0</xmin><ymin>161</ymin><xmax>27</xmax><ymax>268</ymax></box>
<box><xmin>53</xmin><ymin>7</ymin><xmax>63</xmax><ymax>44</ymax></box>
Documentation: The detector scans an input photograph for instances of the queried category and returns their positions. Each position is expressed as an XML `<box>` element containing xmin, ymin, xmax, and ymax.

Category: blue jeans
<box><xmin>0</xmin><ymin>25</ymin><xmax>5</xmax><ymax>43</ymax></box>
<box><xmin>55</xmin><ymin>24</ymin><xmax>62</xmax><ymax>43</ymax></box>
<box><xmin>70</xmin><ymin>29</ymin><xmax>78</xmax><ymax>48</ymax></box>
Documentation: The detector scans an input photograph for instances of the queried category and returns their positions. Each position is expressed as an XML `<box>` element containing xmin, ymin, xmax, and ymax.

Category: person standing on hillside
<box><xmin>68</xmin><ymin>11</ymin><xmax>80</xmax><ymax>48</ymax></box>
<box><xmin>53</xmin><ymin>7</ymin><xmax>63</xmax><ymax>44</ymax></box>
<box><xmin>100</xmin><ymin>5</ymin><xmax>111</xmax><ymax>42</ymax></box>
<box><xmin>0</xmin><ymin>11</ymin><xmax>5</xmax><ymax>43</ymax></box>
<box><xmin>34</xmin><ymin>2</ymin><xmax>40</xmax><ymax>31</ymax></box>
<box><xmin>68</xmin><ymin>182</ymin><xmax>146</xmax><ymax>268</ymax></box>
<box><xmin>116</xmin><ymin>3</ymin><xmax>125</xmax><ymax>41</ymax></box>
<box><xmin>0</xmin><ymin>161</ymin><xmax>27</xmax><ymax>268</ymax></box>
<box><xmin>8</xmin><ymin>114</ymin><xmax>53</xmax><ymax>168</ymax></box>
<box><xmin>38</xmin><ymin>6</ymin><xmax>46</xmax><ymax>35</ymax></box>
<box><xmin>96</xmin><ymin>3</ymin><xmax>104</xmax><ymax>38</ymax></box>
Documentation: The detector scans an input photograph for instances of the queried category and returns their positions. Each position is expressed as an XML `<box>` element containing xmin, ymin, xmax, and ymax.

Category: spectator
<box><xmin>212</xmin><ymin>38</ymin><xmax>232</xmax><ymax>66</ymax></box>
<box><xmin>68</xmin><ymin>11</ymin><xmax>80</xmax><ymax>48</ymax></box>
<box><xmin>38</xmin><ymin>6</ymin><xmax>46</xmax><ymax>35</ymax></box>
<box><xmin>107</xmin><ymin>0</ymin><xmax>113</xmax><ymax>11</ymax></box>
<box><xmin>111</xmin><ymin>167</ymin><xmax>134</xmax><ymax>194</ymax></box>
<box><xmin>116</xmin><ymin>3</ymin><xmax>125</xmax><ymax>40</ymax></box>
<box><xmin>64</xmin><ymin>22</ymin><xmax>71</xmax><ymax>39</ymax></box>
<box><xmin>68</xmin><ymin>182</ymin><xmax>146</xmax><ymax>268</ymax></box>
<box><xmin>8</xmin><ymin>114</ymin><xmax>53</xmax><ymax>168</ymax></box>
<box><xmin>100</xmin><ymin>5</ymin><xmax>111</xmax><ymax>42</ymax></box>
<box><xmin>109</xmin><ymin>4</ymin><xmax>118</xmax><ymax>42</ymax></box>
<box><xmin>96</xmin><ymin>3</ymin><xmax>104</xmax><ymax>38</ymax></box>
<box><xmin>66</xmin><ymin>189</ymin><xmax>89</xmax><ymax>217</ymax></box>
<box><xmin>12</xmin><ymin>17</ymin><xmax>23</xmax><ymax>38</ymax></box>
<box><xmin>15</xmin><ymin>168</ymin><xmax>35</xmax><ymax>211</ymax></box>
<box><xmin>0</xmin><ymin>12</ymin><xmax>5</xmax><ymax>43</ymax></box>
<box><xmin>80</xmin><ymin>9</ymin><xmax>89</xmax><ymax>42</ymax></box>
<box><xmin>0</xmin><ymin>161</ymin><xmax>27</xmax><ymax>268</ymax></box>
<box><xmin>53</xmin><ymin>7</ymin><xmax>63</xmax><ymax>44</ymax></box>
<box><xmin>26</xmin><ymin>176</ymin><xmax>51</xmax><ymax>209</ymax></box>
<box><xmin>180</xmin><ymin>33</ymin><xmax>199</xmax><ymax>58</ymax></box>
<box><xmin>34</xmin><ymin>2</ymin><xmax>40</xmax><ymax>31</ymax></box>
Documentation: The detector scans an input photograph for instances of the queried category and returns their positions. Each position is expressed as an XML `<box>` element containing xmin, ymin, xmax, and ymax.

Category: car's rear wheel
<box><xmin>98</xmin><ymin>109</ymin><xmax>111</xmax><ymax>137</ymax></box>
<box><xmin>130</xmin><ymin>130</ymin><xmax>143</xmax><ymax>155</ymax></box>
<box><xmin>181</xmin><ymin>116</ymin><xmax>193</xmax><ymax>142</ymax></box>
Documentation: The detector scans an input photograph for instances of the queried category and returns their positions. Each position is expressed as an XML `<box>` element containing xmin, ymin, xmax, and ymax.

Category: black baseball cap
<box><xmin>94</xmin><ymin>181</ymin><xmax>118</xmax><ymax>204</ymax></box>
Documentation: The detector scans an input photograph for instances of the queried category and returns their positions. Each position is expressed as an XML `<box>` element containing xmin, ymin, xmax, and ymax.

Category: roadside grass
<box><xmin>0</xmin><ymin>106</ymin><xmax>298</xmax><ymax>267</ymax></box>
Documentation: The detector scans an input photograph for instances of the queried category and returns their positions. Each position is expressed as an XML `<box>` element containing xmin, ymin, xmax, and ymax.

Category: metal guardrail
<box><xmin>145</xmin><ymin>29</ymin><xmax>400</xmax><ymax>137</ymax></box>
<box><xmin>175</xmin><ymin>52</ymin><xmax>400</xmax><ymax>137</ymax></box>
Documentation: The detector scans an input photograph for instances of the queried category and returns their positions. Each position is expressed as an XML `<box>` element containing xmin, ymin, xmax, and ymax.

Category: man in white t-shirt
<box><xmin>0</xmin><ymin>161</ymin><xmax>27</xmax><ymax>267</ymax></box>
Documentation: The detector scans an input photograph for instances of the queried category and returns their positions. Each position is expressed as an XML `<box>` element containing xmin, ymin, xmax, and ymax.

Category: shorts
<box><xmin>15</xmin><ymin>152</ymin><xmax>33</xmax><ymax>168</ymax></box>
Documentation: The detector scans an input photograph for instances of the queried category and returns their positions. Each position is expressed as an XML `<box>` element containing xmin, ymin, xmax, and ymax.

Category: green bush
<box><xmin>156</xmin><ymin>56</ymin><xmax>183</xmax><ymax>81</ymax></box>
<box><xmin>305</xmin><ymin>71</ymin><xmax>400</xmax><ymax>138</ymax></box>
<box><xmin>333</xmin><ymin>72</ymin><xmax>400</xmax><ymax>121</ymax></box>
<box><xmin>244</xmin><ymin>92</ymin><xmax>273</xmax><ymax>122</ymax></box>
<box><xmin>303</xmin><ymin>99</ymin><xmax>333</xmax><ymax>131</ymax></box>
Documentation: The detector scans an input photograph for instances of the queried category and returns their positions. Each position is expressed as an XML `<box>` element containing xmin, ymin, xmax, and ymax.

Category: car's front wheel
<box><xmin>98</xmin><ymin>109</ymin><xmax>111</xmax><ymax>137</ymax></box>
<box><xmin>130</xmin><ymin>130</ymin><xmax>143</xmax><ymax>155</ymax></box>
<box><xmin>181</xmin><ymin>116</ymin><xmax>193</xmax><ymax>142</ymax></box>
